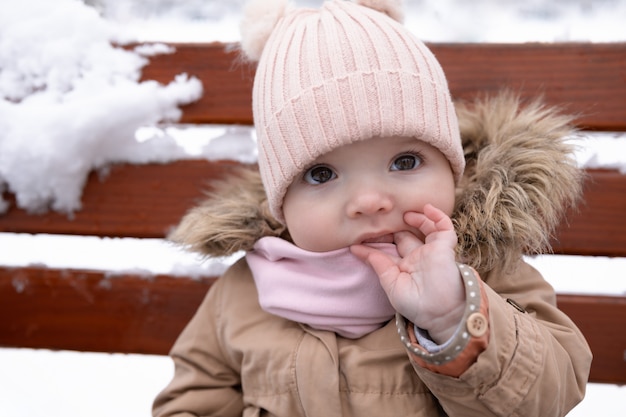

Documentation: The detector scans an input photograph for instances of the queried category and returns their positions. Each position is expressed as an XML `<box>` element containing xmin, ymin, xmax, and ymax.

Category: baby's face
<box><xmin>282</xmin><ymin>136</ymin><xmax>456</xmax><ymax>252</ymax></box>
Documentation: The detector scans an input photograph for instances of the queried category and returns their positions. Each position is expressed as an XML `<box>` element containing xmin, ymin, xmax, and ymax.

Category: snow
<box><xmin>0</xmin><ymin>348</ymin><xmax>172</xmax><ymax>417</ymax></box>
<box><xmin>101</xmin><ymin>0</ymin><xmax>626</xmax><ymax>44</ymax></box>
<box><xmin>576</xmin><ymin>132</ymin><xmax>626</xmax><ymax>174</ymax></box>
<box><xmin>0</xmin><ymin>347</ymin><xmax>624</xmax><ymax>417</ymax></box>
<box><xmin>0</xmin><ymin>0</ymin><xmax>202</xmax><ymax>215</ymax></box>
<box><xmin>0</xmin><ymin>232</ymin><xmax>243</xmax><ymax>280</ymax></box>
<box><xmin>1</xmin><ymin>0</ymin><xmax>626</xmax><ymax>416</ymax></box>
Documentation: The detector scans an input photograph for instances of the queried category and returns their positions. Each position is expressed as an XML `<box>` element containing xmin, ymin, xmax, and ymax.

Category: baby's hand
<box><xmin>351</xmin><ymin>204</ymin><xmax>465</xmax><ymax>343</ymax></box>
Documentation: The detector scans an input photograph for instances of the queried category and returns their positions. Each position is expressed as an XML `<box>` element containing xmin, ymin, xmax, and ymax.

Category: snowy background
<box><xmin>1</xmin><ymin>0</ymin><xmax>625</xmax><ymax>416</ymax></box>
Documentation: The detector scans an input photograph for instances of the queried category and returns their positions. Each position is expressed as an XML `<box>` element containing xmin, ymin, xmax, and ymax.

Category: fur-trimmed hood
<box><xmin>170</xmin><ymin>92</ymin><xmax>583</xmax><ymax>276</ymax></box>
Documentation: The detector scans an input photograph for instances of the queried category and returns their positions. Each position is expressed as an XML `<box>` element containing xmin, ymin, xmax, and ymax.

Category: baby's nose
<box><xmin>346</xmin><ymin>185</ymin><xmax>393</xmax><ymax>218</ymax></box>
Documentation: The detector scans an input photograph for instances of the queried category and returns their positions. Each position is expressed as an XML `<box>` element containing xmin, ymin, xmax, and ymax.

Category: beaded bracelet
<box><xmin>396</xmin><ymin>263</ymin><xmax>487</xmax><ymax>365</ymax></box>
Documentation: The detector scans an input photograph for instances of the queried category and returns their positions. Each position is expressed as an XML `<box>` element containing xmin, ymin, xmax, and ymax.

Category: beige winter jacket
<box><xmin>153</xmin><ymin>93</ymin><xmax>592</xmax><ymax>417</ymax></box>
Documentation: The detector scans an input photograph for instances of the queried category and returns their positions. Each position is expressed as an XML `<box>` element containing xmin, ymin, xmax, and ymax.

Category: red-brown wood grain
<box><xmin>557</xmin><ymin>294</ymin><xmax>626</xmax><ymax>384</ymax></box>
<box><xmin>138</xmin><ymin>42</ymin><xmax>256</xmax><ymax>125</ymax></box>
<box><xmin>552</xmin><ymin>169</ymin><xmax>626</xmax><ymax>257</ymax></box>
<box><xmin>1</xmin><ymin>167</ymin><xmax>624</xmax><ymax>257</ymax></box>
<box><xmin>432</xmin><ymin>43</ymin><xmax>626</xmax><ymax>131</ymax></box>
<box><xmin>0</xmin><ymin>267</ymin><xmax>623</xmax><ymax>384</ymax></box>
<box><xmin>140</xmin><ymin>43</ymin><xmax>626</xmax><ymax>130</ymax></box>
<box><xmin>0</xmin><ymin>159</ymin><xmax>246</xmax><ymax>238</ymax></box>
<box><xmin>0</xmin><ymin>267</ymin><xmax>214</xmax><ymax>355</ymax></box>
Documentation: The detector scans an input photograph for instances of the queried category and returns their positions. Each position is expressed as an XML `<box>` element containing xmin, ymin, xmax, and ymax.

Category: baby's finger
<box><xmin>403</xmin><ymin>211</ymin><xmax>432</xmax><ymax>234</ymax></box>
<box><xmin>405</xmin><ymin>204</ymin><xmax>454</xmax><ymax>237</ymax></box>
<box><xmin>393</xmin><ymin>230</ymin><xmax>424</xmax><ymax>257</ymax></box>
<box><xmin>423</xmin><ymin>204</ymin><xmax>455</xmax><ymax>231</ymax></box>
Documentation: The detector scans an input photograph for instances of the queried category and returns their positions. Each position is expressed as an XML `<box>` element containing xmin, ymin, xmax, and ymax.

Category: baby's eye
<box><xmin>304</xmin><ymin>165</ymin><xmax>336</xmax><ymax>184</ymax></box>
<box><xmin>390</xmin><ymin>153</ymin><xmax>421</xmax><ymax>171</ymax></box>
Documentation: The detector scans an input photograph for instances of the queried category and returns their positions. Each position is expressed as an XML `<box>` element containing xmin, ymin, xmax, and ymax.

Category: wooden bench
<box><xmin>1</xmin><ymin>42</ymin><xmax>625</xmax><ymax>385</ymax></box>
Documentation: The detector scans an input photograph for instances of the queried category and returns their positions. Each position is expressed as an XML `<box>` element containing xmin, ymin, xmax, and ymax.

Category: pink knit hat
<box><xmin>240</xmin><ymin>0</ymin><xmax>464</xmax><ymax>222</ymax></box>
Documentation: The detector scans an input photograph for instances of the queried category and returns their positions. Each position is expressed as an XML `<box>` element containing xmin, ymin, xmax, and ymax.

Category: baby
<box><xmin>153</xmin><ymin>1</ymin><xmax>592</xmax><ymax>416</ymax></box>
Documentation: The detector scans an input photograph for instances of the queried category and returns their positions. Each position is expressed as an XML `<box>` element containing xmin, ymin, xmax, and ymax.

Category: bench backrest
<box><xmin>1</xmin><ymin>42</ymin><xmax>625</xmax><ymax>384</ymax></box>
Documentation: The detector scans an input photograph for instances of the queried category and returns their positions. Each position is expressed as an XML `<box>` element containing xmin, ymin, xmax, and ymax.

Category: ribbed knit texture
<box><xmin>252</xmin><ymin>0</ymin><xmax>464</xmax><ymax>222</ymax></box>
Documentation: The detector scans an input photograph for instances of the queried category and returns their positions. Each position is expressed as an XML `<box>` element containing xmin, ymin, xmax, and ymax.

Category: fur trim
<box><xmin>169</xmin><ymin>91</ymin><xmax>583</xmax><ymax>275</ymax></box>
<box><xmin>168</xmin><ymin>166</ymin><xmax>289</xmax><ymax>257</ymax></box>
<box><xmin>453</xmin><ymin>91</ymin><xmax>583</xmax><ymax>274</ymax></box>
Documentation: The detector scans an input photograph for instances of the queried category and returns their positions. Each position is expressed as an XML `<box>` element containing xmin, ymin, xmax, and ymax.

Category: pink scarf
<box><xmin>246</xmin><ymin>237</ymin><xmax>397</xmax><ymax>339</ymax></box>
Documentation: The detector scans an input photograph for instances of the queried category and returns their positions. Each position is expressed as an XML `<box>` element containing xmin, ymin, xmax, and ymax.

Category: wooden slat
<box><xmin>558</xmin><ymin>294</ymin><xmax>626</xmax><ymax>384</ymax></box>
<box><xmin>141</xmin><ymin>43</ymin><xmax>626</xmax><ymax>131</ymax></box>
<box><xmin>432</xmin><ymin>43</ymin><xmax>626</xmax><ymax>131</ymax></box>
<box><xmin>139</xmin><ymin>42</ymin><xmax>255</xmax><ymax>125</ymax></box>
<box><xmin>0</xmin><ymin>267</ymin><xmax>623</xmax><ymax>384</ymax></box>
<box><xmin>2</xmin><ymin>167</ymin><xmax>625</xmax><ymax>257</ymax></box>
<box><xmin>551</xmin><ymin>169</ymin><xmax>626</xmax><ymax>257</ymax></box>
<box><xmin>0</xmin><ymin>267</ymin><xmax>214</xmax><ymax>355</ymax></box>
<box><xmin>0</xmin><ymin>159</ymin><xmax>245</xmax><ymax>238</ymax></box>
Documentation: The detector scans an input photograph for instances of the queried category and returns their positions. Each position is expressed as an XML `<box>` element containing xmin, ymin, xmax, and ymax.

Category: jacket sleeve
<box><xmin>408</xmin><ymin>259</ymin><xmax>592</xmax><ymax>417</ymax></box>
<box><xmin>152</xmin><ymin>276</ymin><xmax>244</xmax><ymax>417</ymax></box>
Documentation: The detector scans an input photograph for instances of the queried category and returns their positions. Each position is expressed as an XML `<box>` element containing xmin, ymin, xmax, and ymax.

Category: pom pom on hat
<box><xmin>240</xmin><ymin>0</ymin><xmax>291</xmax><ymax>62</ymax></box>
<box><xmin>241</xmin><ymin>0</ymin><xmax>404</xmax><ymax>61</ymax></box>
<box><xmin>355</xmin><ymin>0</ymin><xmax>405</xmax><ymax>23</ymax></box>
